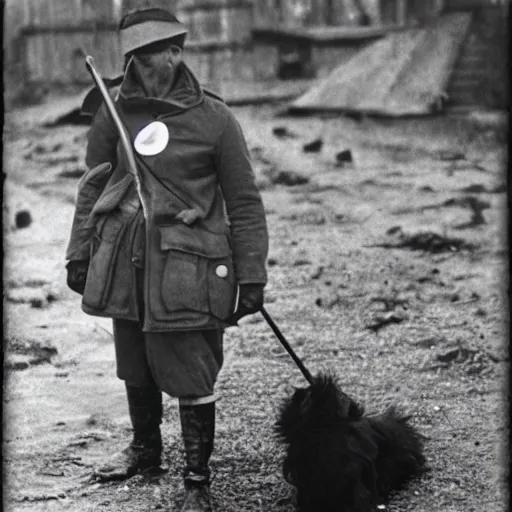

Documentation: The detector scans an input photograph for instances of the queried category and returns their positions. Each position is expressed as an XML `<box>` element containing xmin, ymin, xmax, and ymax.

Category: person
<box><xmin>65</xmin><ymin>1</ymin><xmax>268</xmax><ymax>510</ymax></box>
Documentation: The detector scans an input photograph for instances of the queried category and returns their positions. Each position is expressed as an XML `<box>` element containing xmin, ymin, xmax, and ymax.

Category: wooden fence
<box><xmin>8</xmin><ymin>0</ymin><xmax>120</xmax><ymax>83</ymax></box>
<box><xmin>177</xmin><ymin>0</ymin><xmax>255</xmax><ymax>85</ymax></box>
<box><xmin>8</xmin><ymin>0</ymin><xmax>256</xmax><ymax>85</ymax></box>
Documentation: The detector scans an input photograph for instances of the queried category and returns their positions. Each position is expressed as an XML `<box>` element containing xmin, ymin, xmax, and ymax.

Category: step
<box><xmin>449</xmin><ymin>85</ymin><xmax>483</xmax><ymax>94</ymax></box>
<box><xmin>451</xmin><ymin>69</ymin><xmax>487</xmax><ymax>82</ymax></box>
<box><xmin>448</xmin><ymin>90</ymin><xmax>483</xmax><ymax>99</ymax></box>
<box><xmin>449</xmin><ymin>76</ymin><xmax>485</xmax><ymax>85</ymax></box>
<box><xmin>446</xmin><ymin>99</ymin><xmax>487</xmax><ymax>107</ymax></box>
<box><xmin>454</xmin><ymin>52</ymin><xmax>486</xmax><ymax>60</ymax></box>
<box><xmin>447</xmin><ymin>92</ymin><xmax>482</xmax><ymax>105</ymax></box>
<box><xmin>448</xmin><ymin>90</ymin><xmax>482</xmax><ymax>99</ymax></box>
<box><xmin>452</xmin><ymin>63</ymin><xmax>487</xmax><ymax>73</ymax></box>
<box><xmin>460</xmin><ymin>44</ymin><xmax>488</xmax><ymax>53</ymax></box>
<box><xmin>450</xmin><ymin>70</ymin><xmax>486</xmax><ymax>79</ymax></box>
<box><xmin>450</xmin><ymin>73</ymin><xmax>486</xmax><ymax>84</ymax></box>
<box><xmin>451</xmin><ymin>63</ymin><xmax>487</xmax><ymax>74</ymax></box>
<box><xmin>458</xmin><ymin>45</ymin><xmax>489</xmax><ymax>56</ymax></box>
<box><xmin>448</xmin><ymin>75</ymin><xmax>484</xmax><ymax>84</ymax></box>
<box><xmin>461</xmin><ymin>41</ymin><xmax>488</xmax><ymax>51</ymax></box>
<box><xmin>451</xmin><ymin>70</ymin><xmax>486</xmax><ymax>79</ymax></box>
<box><xmin>456</xmin><ymin>55</ymin><xmax>488</xmax><ymax>64</ymax></box>
<box><xmin>455</xmin><ymin>54</ymin><xmax>487</xmax><ymax>63</ymax></box>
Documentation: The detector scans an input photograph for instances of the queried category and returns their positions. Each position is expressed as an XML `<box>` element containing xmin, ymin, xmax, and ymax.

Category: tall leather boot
<box><xmin>179</xmin><ymin>402</ymin><xmax>215</xmax><ymax>512</ymax></box>
<box><xmin>95</xmin><ymin>384</ymin><xmax>163</xmax><ymax>481</ymax></box>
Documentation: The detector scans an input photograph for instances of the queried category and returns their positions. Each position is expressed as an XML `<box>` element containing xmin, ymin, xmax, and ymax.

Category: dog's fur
<box><xmin>276</xmin><ymin>375</ymin><xmax>427</xmax><ymax>512</ymax></box>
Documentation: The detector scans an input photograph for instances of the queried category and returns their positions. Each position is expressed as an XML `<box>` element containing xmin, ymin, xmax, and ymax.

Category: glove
<box><xmin>229</xmin><ymin>283</ymin><xmax>265</xmax><ymax>325</ymax></box>
<box><xmin>66</xmin><ymin>260</ymin><xmax>89</xmax><ymax>295</ymax></box>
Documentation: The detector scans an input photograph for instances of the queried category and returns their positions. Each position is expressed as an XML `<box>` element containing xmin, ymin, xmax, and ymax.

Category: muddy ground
<box><xmin>3</xmin><ymin>97</ymin><xmax>509</xmax><ymax>512</ymax></box>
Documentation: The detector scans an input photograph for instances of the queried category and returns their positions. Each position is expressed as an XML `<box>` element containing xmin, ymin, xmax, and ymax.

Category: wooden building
<box><xmin>5</xmin><ymin>0</ymin><xmax>509</xmax><ymax>108</ymax></box>
<box><xmin>444</xmin><ymin>0</ymin><xmax>509</xmax><ymax>108</ymax></box>
<box><xmin>251</xmin><ymin>0</ymin><xmax>509</xmax><ymax>108</ymax></box>
<box><xmin>9</xmin><ymin>0</ymin><xmax>447</xmax><ymax>85</ymax></box>
<box><xmin>252</xmin><ymin>0</ymin><xmax>447</xmax><ymax>81</ymax></box>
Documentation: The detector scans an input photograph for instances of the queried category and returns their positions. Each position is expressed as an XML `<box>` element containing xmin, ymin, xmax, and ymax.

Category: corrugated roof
<box><xmin>289</xmin><ymin>13</ymin><xmax>473</xmax><ymax>117</ymax></box>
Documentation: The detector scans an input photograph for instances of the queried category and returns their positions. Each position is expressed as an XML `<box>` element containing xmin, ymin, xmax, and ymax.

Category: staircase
<box><xmin>446</xmin><ymin>7</ymin><xmax>505</xmax><ymax>108</ymax></box>
<box><xmin>446</xmin><ymin>26</ymin><xmax>487</xmax><ymax>106</ymax></box>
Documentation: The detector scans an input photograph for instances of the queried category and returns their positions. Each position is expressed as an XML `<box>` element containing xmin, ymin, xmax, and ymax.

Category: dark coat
<box><xmin>66</xmin><ymin>62</ymin><xmax>268</xmax><ymax>331</ymax></box>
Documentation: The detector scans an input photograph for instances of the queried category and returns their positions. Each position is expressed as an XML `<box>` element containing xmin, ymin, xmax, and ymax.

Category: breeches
<box><xmin>113</xmin><ymin>319</ymin><xmax>224</xmax><ymax>401</ymax></box>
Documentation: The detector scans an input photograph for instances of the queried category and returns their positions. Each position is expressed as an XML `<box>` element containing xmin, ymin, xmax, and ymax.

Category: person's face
<box><xmin>134</xmin><ymin>39</ymin><xmax>183</xmax><ymax>73</ymax></box>
<box><xmin>130</xmin><ymin>39</ymin><xmax>184</xmax><ymax>95</ymax></box>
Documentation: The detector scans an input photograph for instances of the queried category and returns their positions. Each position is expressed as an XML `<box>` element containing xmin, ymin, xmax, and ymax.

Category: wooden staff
<box><xmin>83</xmin><ymin>54</ymin><xmax>148</xmax><ymax>220</ymax></box>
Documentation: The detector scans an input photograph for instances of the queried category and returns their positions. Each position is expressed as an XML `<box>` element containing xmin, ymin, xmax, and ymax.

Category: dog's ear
<box><xmin>282</xmin><ymin>457</ymin><xmax>297</xmax><ymax>486</ymax></box>
<box><xmin>275</xmin><ymin>387</ymin><xmax>310</xmax><ymax>438</ymax></box>
<box><xmin>293</xmin><ymin>387</ymin><xmax>308</xmax><ymax>402</ymax></box>
<box><xmin>337</xmin><ymin>392</ymin><xmax>362</xmax><ymax>418</ymax></box>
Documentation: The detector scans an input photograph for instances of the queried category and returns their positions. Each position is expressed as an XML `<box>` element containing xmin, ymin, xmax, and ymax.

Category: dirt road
<box><xmin>3</xmin><ymin>99</ymin><xmax>508</xmax><ymax>511</ymax></box>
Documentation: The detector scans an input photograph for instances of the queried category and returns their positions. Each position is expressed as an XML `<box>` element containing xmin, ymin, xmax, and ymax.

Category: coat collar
<box><xmin>117</xmin><ymin>58</ymin><xmax>204</xmax><ymax>116</ymax></box>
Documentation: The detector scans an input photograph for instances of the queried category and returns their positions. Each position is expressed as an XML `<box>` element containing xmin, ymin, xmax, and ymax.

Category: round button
<box><xmin>216</xmin><ymin>265</ymin><xmax>228</xmax><ymax>278</ymax></box>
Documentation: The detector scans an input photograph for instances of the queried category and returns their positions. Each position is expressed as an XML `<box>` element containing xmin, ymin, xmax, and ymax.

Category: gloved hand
<box><xmin>229</xmin><ymin>283</ymin><xmax>265</xmax><ymax>325</ymax></box>
<box><xmin>66</xmin><ymin>260</ymin><xmax>89</xmax><ymax>295</ymax></box>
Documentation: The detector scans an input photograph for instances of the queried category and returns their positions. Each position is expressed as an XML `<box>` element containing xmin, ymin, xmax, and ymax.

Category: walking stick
<box><xmin>260</xmin><ymin>307</ymin><xmax>314</xmax><ymax>385</ymax></box>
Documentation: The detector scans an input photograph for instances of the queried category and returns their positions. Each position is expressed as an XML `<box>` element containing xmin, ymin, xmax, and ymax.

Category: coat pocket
<box><xmin>159</xmin><ymin>224</ymin><xmax>236</xmax><ymax>320</ymax></box>
<box><xmin>82</xmin><ymin>215</ymin><xmax>127</xmax><ymax>310</ymax></box>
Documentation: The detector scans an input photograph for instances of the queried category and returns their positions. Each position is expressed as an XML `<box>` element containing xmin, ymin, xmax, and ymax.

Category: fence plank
<box><xmin>252</xmin><ymin>0</ymin><xmax>281</xmax><ymax>27</ymax></box>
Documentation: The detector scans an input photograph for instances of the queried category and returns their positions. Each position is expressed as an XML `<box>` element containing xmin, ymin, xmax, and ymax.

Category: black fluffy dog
<box><xmin>276</xmin><ymin>375</ymin><xmax>427</xmax><ymax>512</ymax></box>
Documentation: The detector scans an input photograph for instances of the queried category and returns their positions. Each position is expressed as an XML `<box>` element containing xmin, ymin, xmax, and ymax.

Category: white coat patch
<box><xmin>134</xmin><ymin>121</ymin><xmax>169</xmax><ymax>156</ymax></box>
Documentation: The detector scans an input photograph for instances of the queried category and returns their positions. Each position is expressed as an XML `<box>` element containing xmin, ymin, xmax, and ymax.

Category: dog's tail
<box><xmin>369</xmin><ymin>406</ymin><xmax>429</xmax><ymax>496</ymax></box>
<box><xmin>382</xmin><ymin>405</ymin><xmax>411</xmax><ymax>421</ymax></box>
<box><xmin>381</xmin><ymin>406</ymin><xmax>429</xmax><ymax>441</ymax></box>
<box><xmin>369</xmin><ymin>406</ymin><xmax>427</xmax><ymax>468</ymax></box>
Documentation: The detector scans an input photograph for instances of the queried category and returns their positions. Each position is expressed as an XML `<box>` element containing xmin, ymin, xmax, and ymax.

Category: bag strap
<box><xmin>115</xmin><ymin>104</ymin><xmax>195</xmax><ymax>211</ymax></box>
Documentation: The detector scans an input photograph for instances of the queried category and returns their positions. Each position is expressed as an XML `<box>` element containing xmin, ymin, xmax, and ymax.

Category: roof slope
<box><xmin>289</xmin><ymin>13</ymin><xmax>473</xmax><ymax>117</ymax></box>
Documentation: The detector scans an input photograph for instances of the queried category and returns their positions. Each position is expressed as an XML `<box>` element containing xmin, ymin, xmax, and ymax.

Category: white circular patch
<box><xmin>134</xmin><ymin>121</ymin><xmax>169</xmax><ymax>156</ymax></box>
<box><xmin>215</xmin><ymin>265</ymin><xmax>228</xmax><ymax>278</ymax></box>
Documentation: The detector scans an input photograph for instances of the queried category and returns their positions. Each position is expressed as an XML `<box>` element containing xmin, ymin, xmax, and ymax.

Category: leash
<box><xmin>259</xmin><ymin>307</ymin><xmax>314</xmax><ymax>385</ymax></box>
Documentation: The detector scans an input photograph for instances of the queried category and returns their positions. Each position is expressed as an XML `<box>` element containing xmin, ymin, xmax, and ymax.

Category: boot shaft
<box><xmin>94</xmin><ymin>384</ymin><xmax>163</xmax><ymax>482</ymax></box>
<box><xmin>179</xmin><ymin>402</ymin><xmax>215</xmax><ymax>484</ymax></box>
<box><xmin>126</xmin><ymin>383</ymin><xmax>163</xmax><ymax>449</ymax></box>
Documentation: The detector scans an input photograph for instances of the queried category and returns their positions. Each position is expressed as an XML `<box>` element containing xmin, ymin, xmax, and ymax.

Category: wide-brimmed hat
<box><xmin>119</xmin><ymin>0</ymin><xmax>188</xmax><ymax>55</ymax></box>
